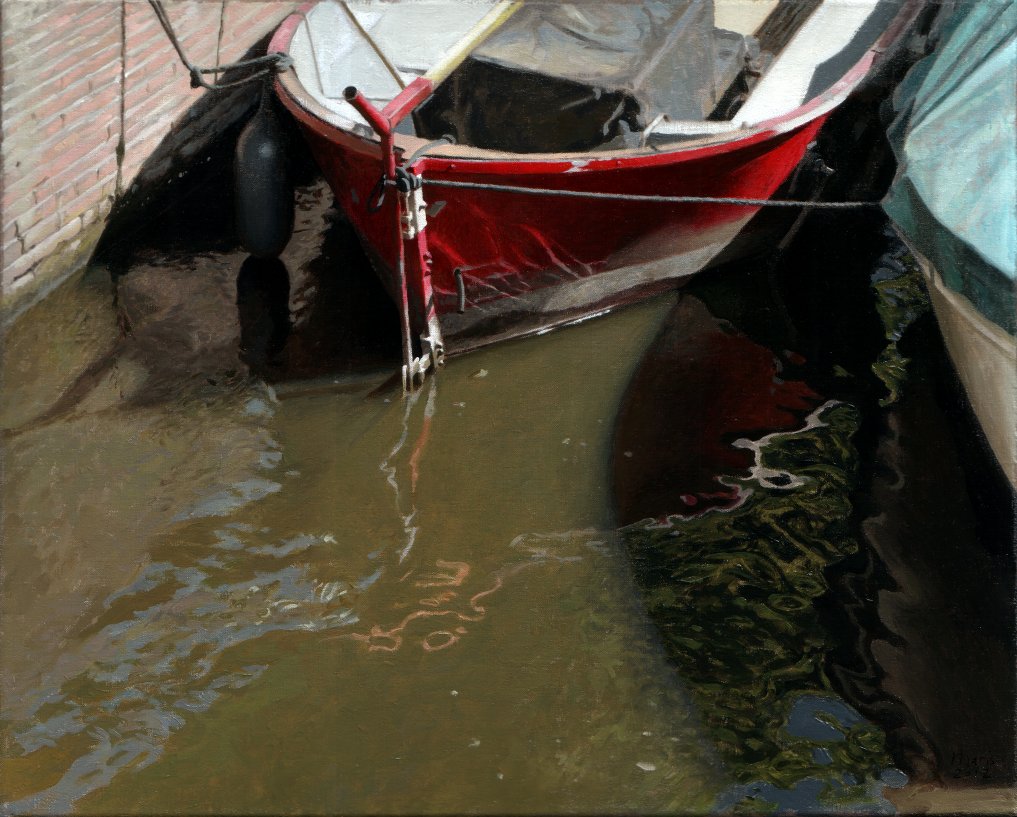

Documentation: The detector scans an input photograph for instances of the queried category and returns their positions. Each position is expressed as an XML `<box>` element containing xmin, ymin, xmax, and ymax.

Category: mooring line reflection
<box><xmin>378</xmin><ymin>377</ymin><xmax>437</xmax><ymax>566</ymax></box>
<box><xmin>343</xmin><ymin>529</ymin><xmax>609</xmax><ymax>657</ymax></box>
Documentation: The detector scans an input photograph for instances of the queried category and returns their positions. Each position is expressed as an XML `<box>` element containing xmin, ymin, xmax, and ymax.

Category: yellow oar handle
<box><xmin>424</xmin><ymin>1</ymin><xmax>523</xmax><ymax>86</ymax></box>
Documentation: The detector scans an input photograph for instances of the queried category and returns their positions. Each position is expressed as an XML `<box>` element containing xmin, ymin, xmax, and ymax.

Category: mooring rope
<box><xmin>148</xmin><ymin>0</ymin><xmax>291</xmax><ymax>90</ymax></box>
<box><xmin>418</xmin><ymin>178</ymin><xmax>880</xmax><ymax>209</ymax></box>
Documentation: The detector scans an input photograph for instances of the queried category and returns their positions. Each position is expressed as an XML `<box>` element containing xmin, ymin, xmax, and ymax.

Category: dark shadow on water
<box><xmin>294</xmin><ymin>211</ymin><xmax>403</xmax><ymax>375</ymax></box>
<box><xmin>821</xmin><ymin>310</ymin><xmax>1016</xmax><ymax>786</ymax></box>
<box><xmin>611</xmin><ymin>26</ymin><xmax>1014</xmax><ymax>778</ymax></box>
<box><xmin>613</xmin><ymin>208</ymin><xmax>1016</xmax><ymax>798</ymax></box>
<box><xmin>95</xmin><ymin>91</ymin><xmax>320</xmax><ymax>270</ymax></box>
<box><xmin>237</xmin><ymin>256</ymin><xmax>292</xmax><ymax>370</ymax></box>
<box><xmin>81</xmin><ymin>82</ymin><xmax>401</xmax><ymax>390</ymax></box>
<box><xmin>610</xmin><ymin>292</ymin><xmax>824</xmax><ymax>523</ymax></box>
<box><xmin>243</xmin><ymin>213</ymin><xmax>402</xmax><ymax>384</ymax></box>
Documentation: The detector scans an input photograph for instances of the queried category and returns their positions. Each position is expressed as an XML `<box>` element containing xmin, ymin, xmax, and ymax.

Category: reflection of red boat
<box><xmin>269</xmin><ymin>0</ymin><xmax>921</xmax><ymax>386</ymax></box>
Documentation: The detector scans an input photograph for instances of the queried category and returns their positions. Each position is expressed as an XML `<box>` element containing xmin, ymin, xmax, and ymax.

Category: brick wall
<box><xmin>2</xmin><ymin>0</ymin><xmax>295</xmax><ymax>307</ymax></box>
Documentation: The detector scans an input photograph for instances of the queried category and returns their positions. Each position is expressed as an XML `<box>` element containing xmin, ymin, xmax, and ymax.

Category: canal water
<box><xmin>2</xmin><ymin>145</ymin><xmax>1014</xmax><ymax>812</ymax></box>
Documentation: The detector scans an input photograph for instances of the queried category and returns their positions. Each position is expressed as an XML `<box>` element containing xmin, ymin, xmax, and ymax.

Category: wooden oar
<box><xmin>378</xmin><ymin>0</ymin><xmax>523</xmax><ymax>125</ymax></box>
<box><xmin>345</xmin><ymin>0</ymin><xmax>526</xmax><ymax>155</ymax></box>
<box><xmin>424</xmin><ymin>0</ymin><xmax>523</xmax><ymax>86</ymax></box>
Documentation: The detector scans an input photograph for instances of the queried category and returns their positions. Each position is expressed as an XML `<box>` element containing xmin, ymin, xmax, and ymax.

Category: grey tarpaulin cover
<box><xmin>416</xmin><ymin>1</ymin><xmax>744</xmax><ymax>152</ymax></box>
<box><xmin>472</xmin><ymin>1</ymin><xmax>723</xmax><ymax>122</ymax></box>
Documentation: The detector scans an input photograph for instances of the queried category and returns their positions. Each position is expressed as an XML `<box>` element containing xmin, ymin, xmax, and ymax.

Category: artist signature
<box><xmin>949</xmin><ymin>750</ymin><xmax>1007</xmax><ymax>781</ymax></box>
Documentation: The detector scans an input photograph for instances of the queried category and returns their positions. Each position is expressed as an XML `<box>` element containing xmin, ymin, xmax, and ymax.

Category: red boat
<box><xmin>269</xmin><ymin>0</ymin><xmax>921</xmax><ymax>388</ymax></box>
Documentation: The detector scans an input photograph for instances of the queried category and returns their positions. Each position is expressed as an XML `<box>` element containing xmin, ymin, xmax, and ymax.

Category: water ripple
<box><xmin>4</xmin><ymin>527</ymin><xmax>358</xmax><ymax>814</ymax></box>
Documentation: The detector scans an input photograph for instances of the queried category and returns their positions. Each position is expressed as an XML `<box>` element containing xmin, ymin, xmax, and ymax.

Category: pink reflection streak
<box><xmin>415</xmin><ymin>559</ymin><xmax>470</xmax><ymax>587</ymax></box>
<box><xmin>409</xmin><ymin>413</ymin><xmax>432</xmax><ymax>494</ymax></box>
<box><xmin>345</xmin><ymin>559</ymin><xmax>506</xmax><ymax>654</ymax></box>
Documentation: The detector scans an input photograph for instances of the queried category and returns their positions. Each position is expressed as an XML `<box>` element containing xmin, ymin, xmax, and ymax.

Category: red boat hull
<box><xmin>291</xmin><ymin>116</ymin><xmax>825</xmax><ymax>350</ymax></box>
<box><xmin>267</xmin><ymin>1</ymin><xmax>922</xmax><ymax>356</ymax></box>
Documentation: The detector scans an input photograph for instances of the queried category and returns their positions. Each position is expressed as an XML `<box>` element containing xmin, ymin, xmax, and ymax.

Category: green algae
<box><xmin>622</xmin><ymin>402</ymin><xmax>895</xmax><ymax>810</ymax></box>
<box><xmin>870</xmin><ymin>237</ymin><xmax>931</xmax><ymax>406</ymax></box>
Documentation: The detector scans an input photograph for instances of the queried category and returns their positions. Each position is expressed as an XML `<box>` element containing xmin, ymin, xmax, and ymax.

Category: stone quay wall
<box><xmin>2</xmin><ymin>0</ymin><xmax>296</xmax><ymax>310</ymax></box>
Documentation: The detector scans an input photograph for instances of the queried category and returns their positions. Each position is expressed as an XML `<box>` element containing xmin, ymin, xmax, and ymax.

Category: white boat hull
<box><xmin>916</xmin><ymin>251</ymin><xmax>1017</xmax><ymax>489</ymax></box>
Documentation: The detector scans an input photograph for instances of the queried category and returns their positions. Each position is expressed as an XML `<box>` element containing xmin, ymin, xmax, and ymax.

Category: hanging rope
<box><xmin>415</xmin><ymin>178</ymin><xmax>880</xmax><ymax>209</ymax></box>
<box><xmin>148</xmin><ymin>0</ymin><xmax>292</xmax><ymax>91</ymax></box>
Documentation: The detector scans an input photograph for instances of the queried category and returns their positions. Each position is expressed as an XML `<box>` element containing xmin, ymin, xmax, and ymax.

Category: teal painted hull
<box><xmin>883</xmin><ymin>0</ymin><xmax>1016</xmax><ymax>337</ymax></box>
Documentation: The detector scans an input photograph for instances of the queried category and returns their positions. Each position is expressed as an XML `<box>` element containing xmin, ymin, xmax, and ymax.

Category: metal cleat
<box><xmin>402</xmin><ymin>317</ymin><xmax>446</xmax><ymax>392</ymax></box>
<box><xmin>395</xmin><ymin>169</ymin><xmax>428</xmax><ymax>240</ymax></box>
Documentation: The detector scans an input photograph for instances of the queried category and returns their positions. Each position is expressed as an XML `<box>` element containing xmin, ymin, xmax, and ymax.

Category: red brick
<box><xmin>57</xmin><ymin>173</ymin><xmax>115</xmax><ymax>228</ymax></box>
<box><xmin>37</xmin><ymin>114</ymin><xmax>119</xmax><ymax>172</ymax></box>
<box><xmin>20</xmin><ymin>212</ymin><xmax>62</xmax><ymax>250</ymax></box>
<box><xmin>124</xmin><ymin>86</ymin><xmax>189</xmax><ymax>129</ymax></box>
<box><xmin>18</xmin><ymin>193</ymin><xmax>60</xmax><ymax>232</ymax></box>
<box><xmin>125</xmin><ymin>50</ymin><xmax>181</xmax><ymax>89</ymax></box>
<box><xmin>14</xmin><ymin>87</ymin><xmax>119</xmax><ymax>144</ymax></box>
<box><xmin>4</xmin><ymin>37</ymin><xmax>119</xmax><ymax>107</ymax></box>
<box><xmin>2</xmin><ymin>173</ymin><xmax>44</xmax><ymax>222</ymax></box>
<box><xmin>5</xmin><ymin>13</ymin><xmax>119</xmax><ymax>82</ymax></box>
<box><xmin>220</xmin><ymin>5</ymin><xmax>289</xmax><ymax>63</ymax></box>
<box><xmin>125</xmin><ymin>3</ymin><xmax>220</xmax><ymax>69</ymax></box>
<box><xmin>0</xmin><ymin>124</ymin><xmax>114</xmax><ymax>206</ymax></box>
<box><xmin>124</xmin><ymin>10</ymin><xmax>161</xmax><ymax>39</ymax></box>
<box><xmin>124</xmin><ymin>103</ymin><xmax>184</xmax><ymax>150</ymax></box>
<box><xmin>122</xmin><ymin>105</ymin><xmax>181</xmax><ymax>144</ymax></box>
<box><xmin>3</xmin><ymin>222</ymin><xmax>19</xmax><ymax>247</ymax></box>
<box><xmin>73</xmin><ymin>156</ymin><xmax>121</xmax><ymax>198</ymax></box>
<box><xmin>4</xmin><ymin>79</ymin><xmax>116</xmax><ymax>136</ymax></box>
<box><xmin>4</xmin><ymin>159</ymin><xmax>59</xmax><ymax>210</ymax></box>
<box><xmin>60</xmin><ymin>83</ymin><xmax>123</xmax><ymax>128</ymax></box>
<box><xmin>3</xmin><ymin>238</ymin><xmax>23</xmax><ymax>270</ymax></box>
<box><xmin>64</xmin><ymin>3</ymin><xmax>119</xmax><ymax>30</ymax></box>
<box><xmin>3</xmin><ymin>69</ymin><xmax>115</xmax><ymax>134</ymax></box>
<box><xmin>58</xmin><ymin>165</ymin><xmax>105</xmax><ymax>210</ymax></box>
<box><xmin>124</xmin><ymin>24</ymin><xmax>170</xmax><ymax>62</ymax></box>
<box><xmin>47</xmin><ymin>42</ymin><xmax>121</xmax><ymax>90</ymax></box>
<box><xmin>4</xmin><ymin>0</ymin><xmax>299</xmax><ymax>291</ymax></box>
<box><xmin>14</xmin><ymin>215</ymin><xmax>85</xmax><ymax>276</ymax></box>
<box><xmin>55</xmin><ymin>140</ymin><xmax>121</xmax><ymax>187</ymax></box>
<box><xmin>48</xmin><ymin>10</ymin><xmax>120</xmax><ymax>52</ymax></box>
<box><xmin>4</xmin><ymin>153</ymin><xmax>94</xmax><ymax>219</ymax></box>
<box><xmin>1</xmin><ymin>3</ymin><xmax>63</xmax><ymax>52</ymax></box>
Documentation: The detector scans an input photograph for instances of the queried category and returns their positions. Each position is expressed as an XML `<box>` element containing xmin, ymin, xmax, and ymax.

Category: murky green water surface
<box><xmin>1</xmin><ymin>178</ymin><xmax>1012</xmax><ymax>814</ymax></box>
<box><xmin>1</xmin><ymin>201</ymin><xmax>724</xmax><ymax>812</ymax></box>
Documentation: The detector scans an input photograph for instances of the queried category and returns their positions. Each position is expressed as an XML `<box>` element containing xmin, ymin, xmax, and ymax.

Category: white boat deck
<box><xmin>289</xmin><ymin>1</ymin><xmax>501</xmax><ymax>128</ymax></box>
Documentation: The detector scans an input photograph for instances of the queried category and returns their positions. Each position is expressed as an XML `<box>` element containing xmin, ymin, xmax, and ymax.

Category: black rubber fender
<box><xmin>234</xmin><ymin>86</ymin><xmax>294</xmax><ymax>258</ymax></box>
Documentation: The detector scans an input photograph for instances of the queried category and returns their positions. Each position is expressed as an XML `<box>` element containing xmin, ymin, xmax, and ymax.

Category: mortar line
<box><xmin>115</xmin><ymin>0</ymin><xmax>127</xmax><ymax>199</ymax></box>
<box><xmin>216</xmin><ymin>0</ymin><xmax>228</xmax><ymax>83</ymax></box>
